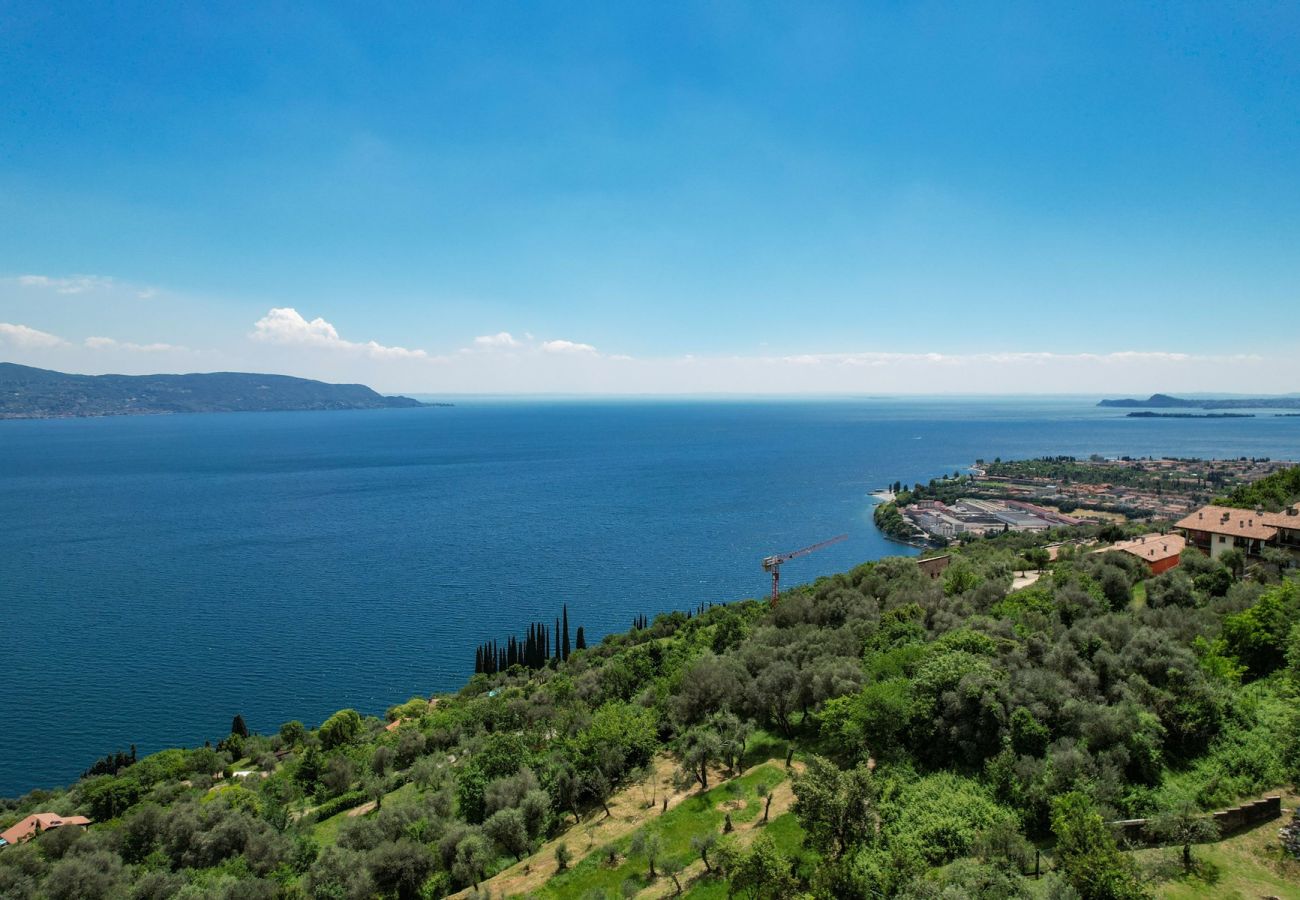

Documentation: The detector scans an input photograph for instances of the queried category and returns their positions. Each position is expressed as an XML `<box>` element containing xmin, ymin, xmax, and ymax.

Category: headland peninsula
<box><xmin>0</xmin><ymin>362</ymin><xmax>435</xmax><ymax>419</ymax></box>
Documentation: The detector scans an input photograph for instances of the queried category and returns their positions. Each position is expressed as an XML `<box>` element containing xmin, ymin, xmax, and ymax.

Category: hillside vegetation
<box><xmin>1216</xmin><ymin>464</ymin><xmax>1300</xmax><ymax>511</ymax></box>
<box><xmin>2</xmin><ymin>522</ymin><xmax>1299</xmax><ymax>899</ymax></box>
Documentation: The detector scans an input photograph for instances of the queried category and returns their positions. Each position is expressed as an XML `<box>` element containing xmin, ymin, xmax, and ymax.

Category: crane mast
<box><xmin>761</xmin><ymin>534</ymin><xmax>848</xmax><ymax>605</ymax></box>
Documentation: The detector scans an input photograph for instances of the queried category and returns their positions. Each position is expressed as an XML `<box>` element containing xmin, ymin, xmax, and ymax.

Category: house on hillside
<box><xmin>0</xmin><ymin>813</ymin><xmax>92</xmax><ymax>848</ymax></box>
<box><xmin>916</xmin><ymin>554</ymin><xmax>951</xmax><ymax>580</ymax></box>
<box><xmin>1262</xmin><ymin>503</ymin><xmax>1300</xmax><ymax>549</ymax></box>
<box><xmin>1176</xmin><ymin>505</ymin><xmax>1280</xmax><ymax>559</ymax></box>
<box><xmin>1098</xmin><ymin>533</ymin><xmax>1185</xmax><ymax>574</ymax></box>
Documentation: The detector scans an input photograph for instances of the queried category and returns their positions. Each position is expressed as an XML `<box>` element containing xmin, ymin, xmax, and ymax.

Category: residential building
<box><xmin>0</xmin><ymin>813</ymin><xmax>92</xmax><ymax>848</ymax></box>
<box><xmin>1176</xmin><ymin>506</ymin><xmax>1279</xmax><ymax>559</ymax></box>
<box><xmin>1101</xmin><ymin>533</ymin><xmax>1185</xmax><ymax>574</ymax></box>
<box><xmin>1262</xmin><ymin>504</ymin><xmax>1300</xmax><ymax>549</ymax></box>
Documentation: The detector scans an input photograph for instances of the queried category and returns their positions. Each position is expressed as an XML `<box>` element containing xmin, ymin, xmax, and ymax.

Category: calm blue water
<box><xmin>2</xmin><ymin>397</ymin><xmax>1298</xmax><ymax>796</ymax></box>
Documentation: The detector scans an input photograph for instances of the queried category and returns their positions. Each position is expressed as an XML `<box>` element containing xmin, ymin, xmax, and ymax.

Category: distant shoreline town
<box><xmin>874</xmin><ymin>455</ymin><xmax>1296</xmax><ymax>546</ymax></box>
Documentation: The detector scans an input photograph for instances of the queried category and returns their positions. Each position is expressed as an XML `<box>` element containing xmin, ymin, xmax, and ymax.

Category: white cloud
<box><xmin>361</xmin><ymin>341</ymin><xmax>427</xmax><ymax>360</ymax></box>
<box><xmin>8</xmin><ymin>273</ymin><xmax>166</xmax><ymax>301</ymax></box>
<box><xmin>541</xmin><ymin>339</ymin><xmax>598</xmax><ymax>355</ymax></box>
<box><xmin>251</xmin><ymin>307</ymin><xmax>344</xmax><ymax>347</ymax></box>
<box><xmin>84</xmin><ymin>336</ymin><xmax>186</xmax><ymax>353</ymax></box>
<box><xmin>250</xmin><ymin>307</ymin><xmax>428</xmax><ymax>359</ymax></box>
<box><xmin>472</xmin><ymin>331</ymin><xmax>522</xmax><ymax>349</ymax></box>
<box><xmin>459</xmin><ymin>332</ymin><xmax>600</xmax><ymax>356</ymax></box>
<box><xmin>15</xmin><ymin>274</ymin><xmax>114</xmax><ymax>294</ymax></box>
<box><xmin>0</xmin><ymin>322</ymin><xmax>68</xmax><ymax>348</ymax></box>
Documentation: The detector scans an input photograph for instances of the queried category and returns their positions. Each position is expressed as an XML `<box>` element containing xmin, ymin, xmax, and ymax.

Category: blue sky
<box><xmin>2</xmin><ymin>2</ymin><xmax>1298</xmax><ymax>392</ymax></box>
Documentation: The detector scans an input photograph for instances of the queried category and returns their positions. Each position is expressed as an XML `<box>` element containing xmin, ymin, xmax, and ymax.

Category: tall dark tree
<box><xmin>231</xmin><ymin>714</ymin><xmax>249</xmax><ymax>738</ymax></box>
<box><xmin>562</xmin><ymin>604</ymin><xmax>571</xmax><ymax>661</ymax></box>
<box><xmin>575</xmin><ymin>626</ymin><xmax>586</xmax><ymax>651</ymax></box>
<box><xmin>555</xmin><ymin>618</ymin><xmax>562</xmax><ymax>662</ymax></box>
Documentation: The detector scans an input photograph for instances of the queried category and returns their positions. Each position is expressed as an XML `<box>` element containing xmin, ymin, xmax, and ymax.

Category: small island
<box><xmin>0</xmin><ymin>363</ymin><xmax>434</xmax><ymax>419</ymax></box>
<box><xmin>1125</xmin><ymin>411</ymin><xmax>1255</xmax><ymax>419</ymax></box>
<box><xmin>1100</xmin><ymin>393</ymin><xmax>1300</xmax><ymax>410</ymax></box>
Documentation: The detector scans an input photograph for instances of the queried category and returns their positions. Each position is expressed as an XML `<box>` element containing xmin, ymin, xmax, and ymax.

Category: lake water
<box><xmin>2</xmin><ymin>397</ymin><xmax>1298</xmax><ymax>796</ymax></box>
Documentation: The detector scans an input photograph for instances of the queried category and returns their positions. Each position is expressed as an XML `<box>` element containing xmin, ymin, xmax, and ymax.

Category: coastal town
<box><xmin>877</xmin><ymin>455</ymin><xmax>1296</xmax><ymax>544</ymax></box>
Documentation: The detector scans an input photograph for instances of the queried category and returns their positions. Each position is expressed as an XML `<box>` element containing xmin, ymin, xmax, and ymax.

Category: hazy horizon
<box><xmin>9</xmin><ymin>361</ymin><xmax>1300</xmax><ymax>402</ymax></box>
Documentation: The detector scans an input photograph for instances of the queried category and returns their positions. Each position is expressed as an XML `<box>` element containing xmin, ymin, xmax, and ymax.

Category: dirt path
<box><xmin>1010</xmin><ymin>569</ymin><xmax>1043</xmax><ymax>591</ymax></box>
<box><xmin>346</xmin><ymin>800</ymin><xmax>377</xmax><ymax>818</ymax></box>
<box><xmin>453</xmin><ymin>754</ymin><xmax>801</xmax><ymax>899</ymax></box>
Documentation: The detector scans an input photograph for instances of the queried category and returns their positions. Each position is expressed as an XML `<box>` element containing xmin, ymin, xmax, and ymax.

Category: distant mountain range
<box><xmin>0</xmin><ymin>363</ymin><xmax>429</xmax><ymax>419</ymax></box>
<box><xmin>1099</xmin><ymin>393</ymin><xmax>1300</xmax><ymax>410</ymax></box>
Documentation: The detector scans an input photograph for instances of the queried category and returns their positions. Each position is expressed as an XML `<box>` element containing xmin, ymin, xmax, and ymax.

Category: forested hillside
<box><xmin>2</xmin><ymin>525</ymin><xmax>1298</xmax><ymax>899</ymax></box>
<box><xmin>1217</xmin><ymin>464</ymin><xmax>1300</xmax><ymax>511</ymax></box>
<box><xmin>0</xmin><ymin>363</ymin><xmax>426</xmax><ymax>418</ymax></box>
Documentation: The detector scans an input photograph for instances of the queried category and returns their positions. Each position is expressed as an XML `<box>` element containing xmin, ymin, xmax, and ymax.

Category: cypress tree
<box><xmin>562</xmin><ymin>605</ymin><xmax>571</xmax><ymax>661</ymax></box>
<box><xmin>231</xmin><ymin>714</ymin><xmax>249</xmax><ymax>738</ymax></box>
<box><xmin>575</xmin><ymin>626</ymin><xmax>586</xmax><ymax>651</ymax></box>
<box><xmin>554</xmin><ymin>617</ymin><xmax>562</xmax><ymax>662</ymax></box>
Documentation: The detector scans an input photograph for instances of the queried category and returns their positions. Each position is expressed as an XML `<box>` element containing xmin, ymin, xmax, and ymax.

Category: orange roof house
<box><xmin>1102</xmin><ymin>533</ymin><xmax>1186</xmax><ymax>574</ymax></box>
<box><xmin>0</xmin><ymin>813</ymin><xmax>91</xmax><ymax>847</ymax></box>
<box><xmin>1261</xmin><ymin>504</ymin><xmax>1300</xmax><ymax>549</ymax></box>
<box><xmin>1176</xmin><ymin>506</ymin><xmax>1278</xmax><ymax>560</ymax></box>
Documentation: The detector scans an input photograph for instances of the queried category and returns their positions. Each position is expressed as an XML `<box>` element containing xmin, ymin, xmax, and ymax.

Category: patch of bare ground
<box><xmin>453</xmin><ymin>754</ymin><xmax>802</xmax><ymax>899</ymax></box>
<box><xmin>633</xmin><ymin>763</ymin><xmax>802</xmax><ymax>900</ymax></box>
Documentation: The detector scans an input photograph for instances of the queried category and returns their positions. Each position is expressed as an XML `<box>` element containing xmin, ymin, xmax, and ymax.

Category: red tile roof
<box><xmin>1106</xmin><ymin>533</ymin><xmax>1185</xmax><ymax>563</ymax></box>
<box><xmin>1175</xmin><ymin>506</ymin><xmax>1279</xmax><ymax>541</ymax></box>
<box><xmin>0</xmin><ymin>813</ymin><xmax>91</xmax><ymax>846</ymax></box>
<box><xmin>1261</xmin><ymin>504</ymin><xmax>1300</xmax><ymax>529</ymax></box>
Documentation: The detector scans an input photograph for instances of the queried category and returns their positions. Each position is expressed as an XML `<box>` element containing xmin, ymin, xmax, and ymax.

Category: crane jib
<box><xmin>760</xmin><ymin>534</ymin><xmax>848</xmax><ymax>605</ymax></box>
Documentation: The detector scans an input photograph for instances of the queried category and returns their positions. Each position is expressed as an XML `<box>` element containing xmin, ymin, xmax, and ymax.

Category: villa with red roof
<box><xmin>1101</xmin><ymin>533</ymin><xmax>1186</xmax><ymax>574</ymax></box>
<box><xmin>0</xmin><ymin>813</ymin><xmax>92</xmax><ymax>848</ymax></box>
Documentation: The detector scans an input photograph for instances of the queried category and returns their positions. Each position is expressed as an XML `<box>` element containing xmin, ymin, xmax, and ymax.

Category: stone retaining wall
<box><xmin>1110</xmin><ymin>795</ymin><xmax>1282</xmax><ymax>845</ymax></box>
<box><xmin>1212</xmin><ymin>795</ymin><xmax>1282</xmax><ymax>835</ymax></box>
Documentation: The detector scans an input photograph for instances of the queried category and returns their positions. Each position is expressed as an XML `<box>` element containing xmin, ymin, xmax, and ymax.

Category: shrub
<box><xmin>305</xmin><ymin>790</ymin><xmax>368</xmax><ymax>823</ymax></box>
<box><xmin>319</xmin><ymin>709</ymin><xmax>363</xmax><ymax>750</ymax></box>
